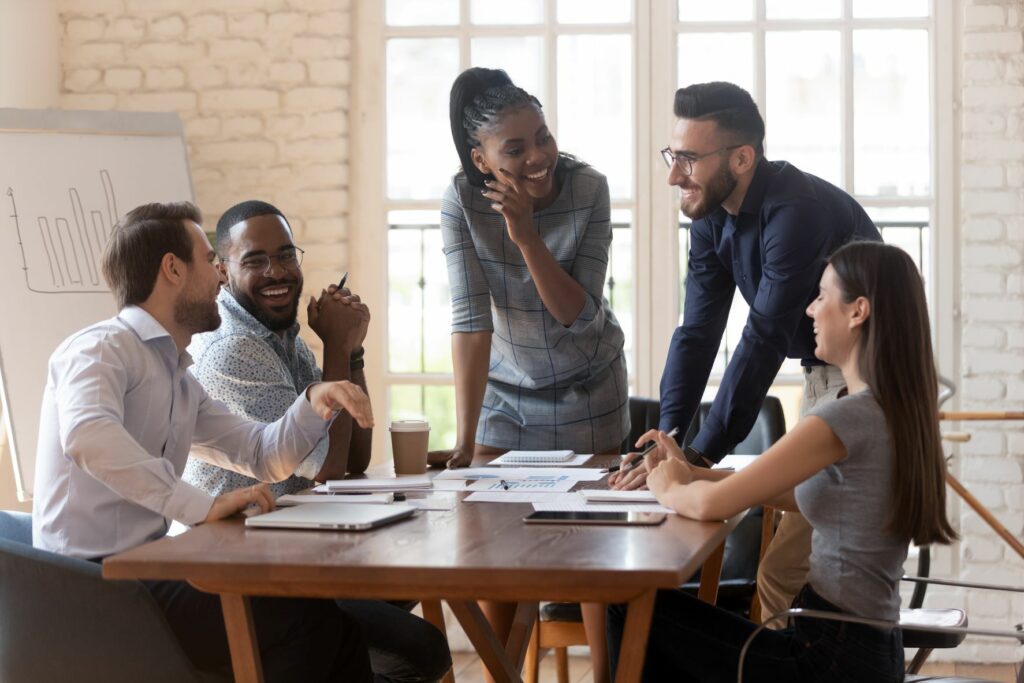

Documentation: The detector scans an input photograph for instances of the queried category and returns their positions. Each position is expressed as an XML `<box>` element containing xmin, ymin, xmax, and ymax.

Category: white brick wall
<box><xmin>57</xmin><ymin>0</ymin><xmax>352</xmax><ymax>355</ymax></box>
<box><xmin>953</xmin><ymin>0</ymin><xmax>1024</xmax><ymax>664</ymax></box>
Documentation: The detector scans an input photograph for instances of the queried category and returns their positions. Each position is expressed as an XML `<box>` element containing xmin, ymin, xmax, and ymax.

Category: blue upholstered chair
<box><xmin>0</xmin><ymin>510</ymin><xmax>230</xmax><ymax>683</ymax></box>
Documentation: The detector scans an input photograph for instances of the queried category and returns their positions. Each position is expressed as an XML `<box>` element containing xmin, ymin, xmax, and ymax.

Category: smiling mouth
<box><xmin>258</xmin><ymin>284</ymin><xmax>295</xmax><ymax>306</ymax></box>
<box><xmin>523</xmin><ymin>167</ymin><xmax>550</xmax><ymax>183</ymax></box>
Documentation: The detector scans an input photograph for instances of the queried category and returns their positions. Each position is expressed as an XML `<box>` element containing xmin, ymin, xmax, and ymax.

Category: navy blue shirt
<box><xmin>659</xmin><ymin>159</ymin><xmax>881</xmax><ymax>460</ymax></box>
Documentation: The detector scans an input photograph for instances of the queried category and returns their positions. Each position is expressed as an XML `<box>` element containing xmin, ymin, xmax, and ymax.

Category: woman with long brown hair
<box><xmin>607</xmin><ymin>240</ymin><xmax>956</xmax><ymax>682</ymax></box>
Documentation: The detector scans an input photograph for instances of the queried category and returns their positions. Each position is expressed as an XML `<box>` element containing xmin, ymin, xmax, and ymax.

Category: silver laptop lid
<box><xmin>245</xmin><ymin>503</ymin><xmax>415</xmax><ymax>531</ymax></box>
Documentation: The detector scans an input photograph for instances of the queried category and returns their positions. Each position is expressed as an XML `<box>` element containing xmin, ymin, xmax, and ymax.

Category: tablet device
<box><xmin>523</xmin><ymin>511</ymin><xmax>667</xmax><ymax>526</ymax></box>
<box><xmin>245</xmin><ymin>503</ymin><xmax>415</xmax><ymax>531</ymax></box>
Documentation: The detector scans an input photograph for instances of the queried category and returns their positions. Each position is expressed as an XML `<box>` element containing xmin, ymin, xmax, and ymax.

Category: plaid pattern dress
<box><xmin>441</xmin><ymin>163</ymin><xmax>629</xmax><ymax>454</ymax></box>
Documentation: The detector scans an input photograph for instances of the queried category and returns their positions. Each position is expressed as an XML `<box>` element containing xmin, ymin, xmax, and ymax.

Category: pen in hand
<box><xmin>605</xmin><ymin>427</ymin><xmax>681</xmax><ymax>474</ymax></box>
<box><xmin>337</xmin><ymin>271</ymin><xmax>348</xmax><ymax>289</ymax></box>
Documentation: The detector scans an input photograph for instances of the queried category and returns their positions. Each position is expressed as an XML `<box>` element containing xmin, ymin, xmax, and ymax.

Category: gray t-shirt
<box><xmin>795</xmin><ymin>389</ymin><xmax>909</xmax><ymax>620</ymax></box>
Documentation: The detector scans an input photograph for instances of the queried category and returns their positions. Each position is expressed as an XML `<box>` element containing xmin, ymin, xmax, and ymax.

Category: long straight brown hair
<box><xmin>829</xmin><ymin>241</ymin><xmax>957</xmax><ymax>545</ymax></box>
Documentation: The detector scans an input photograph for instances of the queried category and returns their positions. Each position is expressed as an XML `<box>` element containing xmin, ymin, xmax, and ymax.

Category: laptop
<box><xmin>245</xmin><ymin>503</ymin><xmax>416</xmax><ymax>531</ymax></box>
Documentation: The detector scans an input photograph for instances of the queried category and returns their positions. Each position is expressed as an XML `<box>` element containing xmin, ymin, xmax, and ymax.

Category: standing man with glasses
<box><xmin>184</xmin><ymin>200</ymin><xmax>452</xmax><ymax>683</ymax></box>
<box><xmin>610</xmin><ymin>82</ymin><xmax>881</xmax><ymax>626</ymax></box>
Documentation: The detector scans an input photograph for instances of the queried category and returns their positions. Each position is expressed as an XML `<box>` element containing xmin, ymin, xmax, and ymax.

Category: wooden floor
<box><xmin>449</xmin><ymin>652</ymin><xmax>1020</xmax><ymax>682</ymax></box>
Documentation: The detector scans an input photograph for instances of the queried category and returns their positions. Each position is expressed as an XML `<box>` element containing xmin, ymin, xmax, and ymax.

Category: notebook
<box><xmin>245</xmin><ymin>503</ymin><xmax>415</xmax><ymax>531</ymax></box>
<box><xmin>489</xmin><ymin>450</ymin><xmax>575</xmax><ymax>465</ymax></box>
<box><xmin>277</xmin><ymin>492</ymin><xmax>395</xmax><ymax>506</ymax></box>
<box><xmin>322</xmin><ymin>475</ymin><xmax>433</xmax><ymax>492</ymax></box>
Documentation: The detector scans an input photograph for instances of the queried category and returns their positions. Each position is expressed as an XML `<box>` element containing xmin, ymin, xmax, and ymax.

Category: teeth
<box><xmin>262</xmin><ymin>287</ymin><xmax>289</xmax><ymax>296</ymax></box>
<box><xmin>525</xmin><ymin>169</ymin><xmax>548</xmax><ymax>180</ymax></box>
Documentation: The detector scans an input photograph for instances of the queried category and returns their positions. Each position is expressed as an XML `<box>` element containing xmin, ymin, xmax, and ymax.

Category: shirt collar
<box><xmin>217</xmin><ymin>287</ymin><xmax>301</xmax><ymax>344</ymax></box>
<box><xmin>738</xmin><ymin>157</ymin><xmax>772</xmax><ymax>216</ymax></box>
<box><xmin>118</xmin><ymin>305</ymin><xmax>193</xmax><ymax>369</ymax></box>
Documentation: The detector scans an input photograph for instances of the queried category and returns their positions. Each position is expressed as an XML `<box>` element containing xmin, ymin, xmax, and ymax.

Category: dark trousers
<box><xmin>337</xmin><ymin>599</ymin><xmax>452</xmax><ymax>683</ymax></box>
<box><xmin>607</xmin><ymin>584</ymin><xmax>904</xmax><ymax>683</ymax></box>
<box><xmin>146</xmin><ymin>580</ymin><xmax>374</xmax><ymax>683</ymax></box>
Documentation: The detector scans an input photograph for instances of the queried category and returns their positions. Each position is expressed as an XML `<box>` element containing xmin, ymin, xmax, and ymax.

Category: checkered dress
<box><xmin>441</xmin><ymin>162</ymin><xmax>629</xmax><ymax>453</ymax></box>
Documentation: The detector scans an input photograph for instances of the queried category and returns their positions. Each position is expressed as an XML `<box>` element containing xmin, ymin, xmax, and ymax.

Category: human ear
<box><xmin>470</xmin><ymin>147</ymin><xmax>490</xmax><ymax>175</ymax></box>
<box><xmin>160</xmin><ymin>252</ymin><xmax>184</xmax><ymax>285</ymax></box>
<box><xmin>849</xmin><ymin>296</ymin><xmax>871</xmax><ymax>329</ymax></box>
<box><xmin>733</xmin><ymin>145</ymin><xmax>756</xmax><ymax>174</ymax></box>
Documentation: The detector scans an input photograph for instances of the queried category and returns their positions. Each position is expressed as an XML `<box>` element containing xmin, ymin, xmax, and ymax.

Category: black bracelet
<box><xmin>349</xmin><ymin>346</ymin><xmax>365</xmax><ymax>371</ymax></box>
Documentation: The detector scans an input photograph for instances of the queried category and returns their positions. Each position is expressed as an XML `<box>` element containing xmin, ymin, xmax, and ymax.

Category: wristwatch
<box><xmin>683</xmin><ymin>445</ymin><xmax>714</xmax><ymax>469</ymax></box>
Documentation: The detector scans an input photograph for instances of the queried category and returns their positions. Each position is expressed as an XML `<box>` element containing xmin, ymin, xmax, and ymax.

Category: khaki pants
<box><xmin>756</xmin><ymin>364</ymin><xmax>845</xmax><ymax>626</ymax></box>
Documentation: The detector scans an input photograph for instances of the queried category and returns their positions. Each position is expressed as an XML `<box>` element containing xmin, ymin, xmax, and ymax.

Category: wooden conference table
<box><xmin>103</xmin><ymin>456</ymin><xmax>743</xmax><ymax>683</ymax></box>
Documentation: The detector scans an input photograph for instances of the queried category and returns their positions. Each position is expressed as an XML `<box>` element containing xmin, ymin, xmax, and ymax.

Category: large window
<box><xmin>352</xmin><ymin>0</ymin><xmax>952</xmax><ymax>460</ymax></box>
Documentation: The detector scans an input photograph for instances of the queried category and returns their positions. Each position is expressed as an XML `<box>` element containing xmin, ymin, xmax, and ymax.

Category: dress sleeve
<box><xmin>441</xmin><ymin>180</ymin><xmax>494</xmax><ymax>333</ymax></box>
<box><xmin>565</xmin><ymin>173</ymin><xmax>612</xmax><ymax>335</ymax></box>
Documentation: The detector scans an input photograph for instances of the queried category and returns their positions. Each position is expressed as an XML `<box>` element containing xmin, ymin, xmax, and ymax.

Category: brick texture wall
<box><xmin>57</xmin><ymin>0</ymin><xmax>352</xmax><ymax>356</ymax></box>
<box><xmin>954</xmin><ymin>0</ymin><xmax>1024</xmax><ymax>664</ymax></box>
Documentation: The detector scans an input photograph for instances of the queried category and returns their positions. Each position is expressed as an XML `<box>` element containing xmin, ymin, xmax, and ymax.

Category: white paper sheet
<box><xmin>465</xmin><ymin>492</ymin><xmax>580</xmax><ymax>504</ymax></box>
<box><xmin>278</xmin><ymin>492</ymin><xmax>394</xmax><ymax>505</ymax></box>
<box><xmin>322</xmin><ymin>474</ymin><xmax>433</xmax><ymax>492</ymax></box>
<box><xmin>579</xmin><ymin>489</ymin><xmax>656</xmax><ymax>503</ymax></box>
<box><xmin>434</xmin><ymin>467</ymin><xmax>606</xmax><ymax>482</ymax></box>
<box><xmin>488</xmin><ymin>453</ymin><xmax>594</xmax><ymax>467</ymax></box>
<box><xmin>532</xmin><ymin>501</ymin><xmax>676</xmax><ymax>515</ymax></box>
<box><xmin>714</xmin><ymin>455</ymin><xmax>758</xmax><ymax>471</ymax></box>
<box><xmin>405</xmin><ymin>494</ymin><xmax>457</xmax><ymax>511</ymax></box>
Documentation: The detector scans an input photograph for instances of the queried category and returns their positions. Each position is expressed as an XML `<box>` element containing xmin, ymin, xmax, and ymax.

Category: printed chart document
<box><xmin>466</xmin><ymin>476</ymin><xmax>576</xmax><ymax>493</ymax></box>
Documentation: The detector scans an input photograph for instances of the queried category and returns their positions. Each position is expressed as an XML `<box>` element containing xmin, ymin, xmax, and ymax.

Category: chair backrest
<box><xmin>624</xmin><ymin>395</ymin><xmax>786</xmax><ymax>458</ymax></box>
<box><xmin>0</xmin><ymin>511</ymin><xmax>221</xmax><ymax>683</ymax></box>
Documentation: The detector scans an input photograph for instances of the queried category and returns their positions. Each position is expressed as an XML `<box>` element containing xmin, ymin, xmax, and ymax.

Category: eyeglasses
<box><xmin>660</xmin><ymin>145</ymin><xmax>742</xmax><ymax>176</ymax></box>
<box><xmin>221</xmin><ymin>246</ymin><xmax>305</xmax><ymax>275</ymax></box>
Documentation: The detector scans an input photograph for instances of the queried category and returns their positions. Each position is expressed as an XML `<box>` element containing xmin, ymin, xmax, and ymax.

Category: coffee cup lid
<box><xmin>390</xmin><ymin>419</ymin><xmax>430</xmax><ymax>432</ymax></box>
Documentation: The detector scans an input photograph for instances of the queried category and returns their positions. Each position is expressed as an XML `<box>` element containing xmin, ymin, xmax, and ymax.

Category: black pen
<box><xmin>337</xmin><ymin>271</ymin><xmax>348</xmax><ymax>289</ymax></box>
<box><xmin>605</xmin><ymin>427</ymin><xmax>681</xmax><ymax>474</ymax></box>
<box><xmin>499</xmin><ymin>479</ymin><xmax>510</xmax><ymax>491</ymax></box>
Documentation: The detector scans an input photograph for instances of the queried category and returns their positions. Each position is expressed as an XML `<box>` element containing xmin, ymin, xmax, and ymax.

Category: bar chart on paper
<box><xmin>8</xmin><ymin>169</ymin><xmax>119</xmax><ymax>293</ymax></box>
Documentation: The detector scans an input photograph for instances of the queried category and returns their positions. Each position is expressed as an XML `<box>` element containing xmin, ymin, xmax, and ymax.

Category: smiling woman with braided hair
<box><xmin>431</xmin><ymin>66</ymin><xmax>630</xmax><ymax>683</ymax></box>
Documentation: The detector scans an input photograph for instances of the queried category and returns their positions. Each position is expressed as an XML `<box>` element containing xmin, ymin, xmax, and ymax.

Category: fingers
<box><xmin>496</xmin><ymin>168</ymin><xmax>521</xmax><ymax>194</ymax></box>
<box><xmin>635</xmin><ymin>429</ymin><xmax>661</xmax><ymax>450</ymax></box>
<box><xmin>312</xmin><ymin>381</ymin><xmax>375</xmax><ymax>427</ymax></box>
<box><xmin>306</xmin><ymin>296</ymin><xmax>319</xmax><ymax>325</ymax></box>
<box><xmin>251</xmin><ymin>484</ymin><xmax>274</xmax><ymax>513</ymax></box>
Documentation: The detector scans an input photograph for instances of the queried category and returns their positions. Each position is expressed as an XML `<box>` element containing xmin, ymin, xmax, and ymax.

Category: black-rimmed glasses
<box><xmin>660</xmin><ymin>145</ymin><xmax>742</xmax><ymax>176</ymax></box>
<box><xmin>220</xmin><ymin>246</ymin><xmax>305</xmax><ymax>275</ymax></box>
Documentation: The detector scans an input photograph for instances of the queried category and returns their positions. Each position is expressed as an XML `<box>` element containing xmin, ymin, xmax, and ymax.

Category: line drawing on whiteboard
<box><xmin>7</xmin><ymin>170</ymin><xmax>118</xmax><ymax>294</ymax></box>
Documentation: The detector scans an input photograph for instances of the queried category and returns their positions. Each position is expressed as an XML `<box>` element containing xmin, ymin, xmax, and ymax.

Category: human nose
<box><xmin>263</xmin><ymin>256</ymin><xmax>287</xmax><ymax>278</ymax></box>
<box><xmin>667</xmin><ymin>159</ymin><xmax>686</xmax><ymax>186</ymax></box>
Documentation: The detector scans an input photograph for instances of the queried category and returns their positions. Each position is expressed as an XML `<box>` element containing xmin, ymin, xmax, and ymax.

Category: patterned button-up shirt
<box><xmin>182</xmin><ymin>289</ymin><xmax>329</xmax><ymax>497</ymax></box>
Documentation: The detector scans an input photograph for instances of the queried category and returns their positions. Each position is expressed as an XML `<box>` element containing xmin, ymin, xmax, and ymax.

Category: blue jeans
<box><xmin>607</xmin><ymin>584</ymin><xmax>903</xmax><ymax>683</ymax></box>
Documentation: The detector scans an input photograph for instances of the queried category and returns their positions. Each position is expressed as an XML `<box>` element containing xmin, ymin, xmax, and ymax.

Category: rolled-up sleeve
<box><xmin>441</xmin><ymin>181</ymin><xmax>494</xmax><ymax>333</ymax></box>
<box><xmin>54</xmin><ymin>339</ymin><xmax>215</xmax><ymax>525</ymax></box>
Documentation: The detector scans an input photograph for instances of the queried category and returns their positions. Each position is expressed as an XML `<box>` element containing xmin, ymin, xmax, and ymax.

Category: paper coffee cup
<box><xmin>390</xmin><ymin>420</ymin><xmax>430</xmax><ymax>475</ymax></box>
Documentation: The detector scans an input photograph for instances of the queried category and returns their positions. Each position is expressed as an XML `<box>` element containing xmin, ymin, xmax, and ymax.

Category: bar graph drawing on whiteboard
<box><xmin>7</xmin><ymin>169</ymin><xmax>118</xmax><ymax>294</ymax></box>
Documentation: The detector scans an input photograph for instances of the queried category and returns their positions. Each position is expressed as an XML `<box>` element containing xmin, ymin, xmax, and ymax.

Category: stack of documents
<box><xmin>489</xmin><ymin>451</ymin><xmax>593</xmax><ymax>467</ymax></box>
<box><xmin>321</xmin><ymin>475</ymin><xmax>433</xmax><ymax>492</ymax></box>
<box><xmin>277</xmin><ymin>492</ymin><xmax>395</xmax><ymax>506</ymax></box>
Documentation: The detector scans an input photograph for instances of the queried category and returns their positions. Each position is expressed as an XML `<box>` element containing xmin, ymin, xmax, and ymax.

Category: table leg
<box><xmin>505</xmin><ymin>601</ymin><xmax>540</xmax><ymax>672</ymax></box>
<box><xmin>220</xmin><ymin>593</ymin><xmax>265</xmax><ymax>683</ymax></box>
<box><xmin>447</xmin><ymin>600</ymin><xmax>523</xmax><ymax>683</ymax></box>
<box><xmin>612</xmin><ymin>589</ymin><xmax>657</xmax><ymax>683</ymax></box>
<box><xmin>422</xmin><ymin>600</ymin><xmax>456</xmax><ymax>683</ymax></box>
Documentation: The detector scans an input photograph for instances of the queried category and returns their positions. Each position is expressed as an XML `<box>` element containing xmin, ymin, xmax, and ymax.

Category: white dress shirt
<box><xmin>32</xmin><ymin>306</ymin><xmax>329</xmax><ymax>559</ymax></box>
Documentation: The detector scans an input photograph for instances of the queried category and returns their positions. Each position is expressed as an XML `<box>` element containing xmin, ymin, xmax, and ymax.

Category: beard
<box><xmin>231</xmin><ymin>277</ymin><xmax>302</xmax><ymax>332</ymax></box>
<box><xmin>174</xmin><ymin>284</ymin><xmax>221</xmax><ymax>334</ymax></box>
<box><xmin>680</xmin><ymin>161</ymin><xmax>738</xmax><ymax>220</ymax></box>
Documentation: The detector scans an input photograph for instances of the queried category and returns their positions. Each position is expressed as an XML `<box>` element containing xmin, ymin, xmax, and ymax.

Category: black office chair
<box><xmin>739</xmin><ymin>575</ymin><xmax>1024</xmax><ymax>683</ymax></box>
<box><xmin>0</xmin><ymin>510</ymin><xmax>230</xmax><ymax>683</ymax></box>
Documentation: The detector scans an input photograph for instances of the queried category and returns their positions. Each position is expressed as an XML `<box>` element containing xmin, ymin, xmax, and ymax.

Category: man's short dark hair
<box><xmin>101</xmin><ymin>201</ymin><xmax>201</xmax><ymax>309</ymax></box>
<box><xmin>674</xmin><ymin>81</ymin><xmax>765</xmax><ymax>157</ymax></box>
<box><xmin>215</xmin><ymin>200</ymin><xmax>290</xmax><ymax>255</ymax></box>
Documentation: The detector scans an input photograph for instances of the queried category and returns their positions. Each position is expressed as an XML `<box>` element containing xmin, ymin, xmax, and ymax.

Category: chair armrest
<box><xmin>900</xmin><ymin>575</ymin><xmax>1024</xmax><ymax>593</ymax></box>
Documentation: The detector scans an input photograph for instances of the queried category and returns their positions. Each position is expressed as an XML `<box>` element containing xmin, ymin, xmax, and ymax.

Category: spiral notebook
<box><xmin>489</xmin><ymin>450</ymin><xmax>575</xmax><ymax>465</ymax></box>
